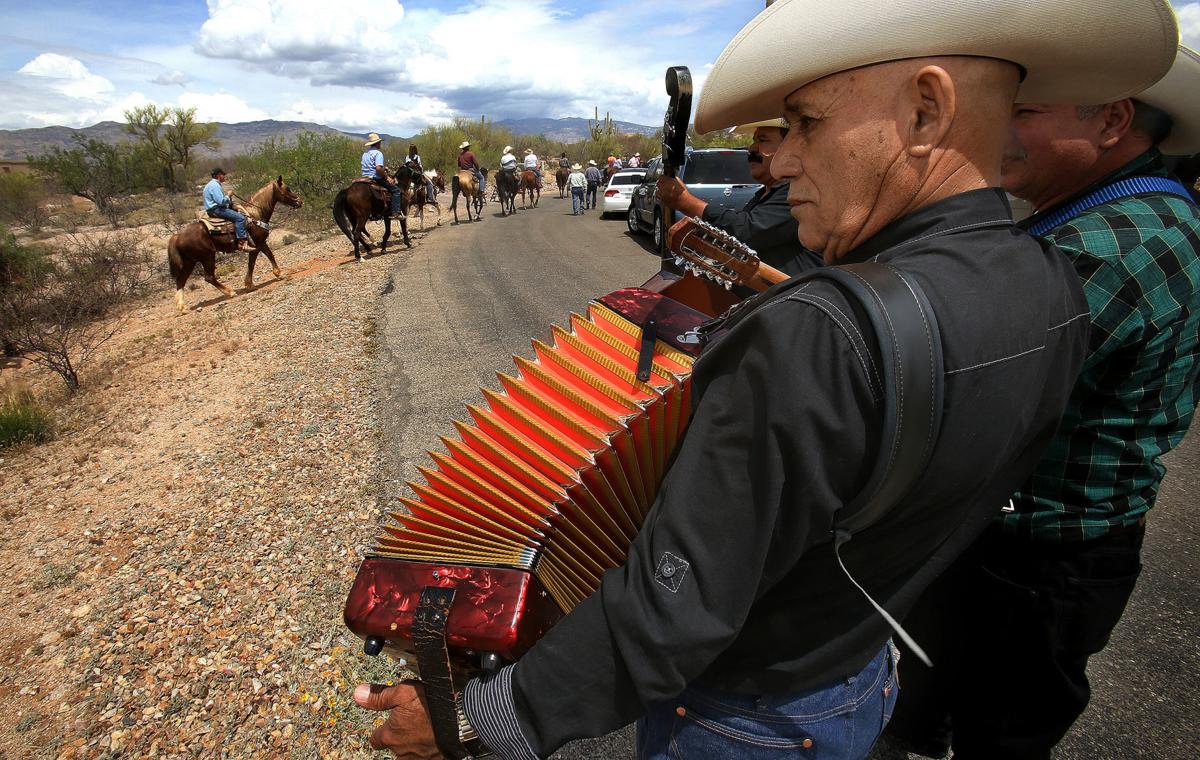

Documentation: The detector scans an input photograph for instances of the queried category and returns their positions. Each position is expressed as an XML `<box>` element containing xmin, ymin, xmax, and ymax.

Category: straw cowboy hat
<box><xmin>1136</xmin><ymin>45</ymin><xmax>1200</xmax><ymax>154</ymax></box>
<box><xmin>524</xmin><ymin>148</ymin><xmax>534</xmax><ymax>154</ymax></box>
<box><xmin>571</xmin><ymin>163</ymin><xmax>582</xmax><ymax>170</ymax></box>
<box><xmin>364</xmin><ymin>132</ymin><xmax>383</xmax><ymax>147</ymax></box>
<box><xmin>503</xmin><ymin>145</ymin><xmax>514</xmax><ymax>153</ymax></box>
<box><xmin>695</xmin><ymin>0</ymin><xmax>1180</xmax><ymax>133</ymax></box>
<box><xmin>459</xmin><ymin>141</ymin><xmax>471</xmax><ymax>149</ymax></box>
<box><xmin>588</xmin><ymin>160</ymin><xmax>597</xmax><ymax>166</ymax></box>
<box><xmin>729</xmin><ymin>118</ymin><xmax>790</xmax><ymax>137</ymax></box>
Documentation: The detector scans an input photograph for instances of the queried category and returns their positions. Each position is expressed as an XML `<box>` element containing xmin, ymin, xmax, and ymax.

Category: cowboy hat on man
<box><xmin>353</xmin><ymin>1</ymin><xmax>1179</xmax><ymax>757</ymax></box>
<box><xmin>364</xmin><ymin>132</ymin><xmax>383</xmax><ymax>148</ymax></box>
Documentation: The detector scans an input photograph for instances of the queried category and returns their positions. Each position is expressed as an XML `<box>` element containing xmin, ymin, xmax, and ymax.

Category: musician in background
<box><xmin>352</xmin><ymin>0</ymin><xmax>1171</xmax><ymax>757</ymax></box>
<box><xmin>657</xmin><ymin>118</ymin><xmax>820</xmax><ymax>275</ymax></box>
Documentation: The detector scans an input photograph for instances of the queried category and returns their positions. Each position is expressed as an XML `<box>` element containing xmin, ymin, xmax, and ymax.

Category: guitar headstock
<box><xmin>662</xmin><ymin>67</ymin><xmax>692</xmax><ymax>179</ymax></box>
<box><xmin>666</xmin><ymin>216</ymin><xmax>787</xmax><ymax>292</ymax></box>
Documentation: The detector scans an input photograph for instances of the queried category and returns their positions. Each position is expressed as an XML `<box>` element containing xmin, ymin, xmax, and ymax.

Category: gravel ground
<box><xmin>0</xmin><ymin>207</ymin><xmax>448</xmax><ymax>758</ymax></box>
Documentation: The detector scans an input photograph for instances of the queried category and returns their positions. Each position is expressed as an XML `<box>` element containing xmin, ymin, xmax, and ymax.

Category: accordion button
<box><xmin>675</xmin><ymin>706</ymin><xmax>687</xmax><ymax>717</ymax></box>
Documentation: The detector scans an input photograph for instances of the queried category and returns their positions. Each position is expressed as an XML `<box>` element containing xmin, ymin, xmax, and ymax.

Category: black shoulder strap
<box><xmin>802</xmin><ymin>262</ymin><xmax>945</xmax><ymax>534</ymax></box>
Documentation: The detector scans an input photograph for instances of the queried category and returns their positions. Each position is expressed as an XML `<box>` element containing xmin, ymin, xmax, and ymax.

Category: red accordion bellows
<box><xmin>345</xmin><ymin>288</ymin><xmax>708</xmax><ymax>661</ymax></box>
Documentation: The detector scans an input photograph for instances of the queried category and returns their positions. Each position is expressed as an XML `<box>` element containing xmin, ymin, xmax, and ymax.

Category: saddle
<box><xmin>352</xmin><ymin>177</ymin><xmax>393</xmax><ymax>205</ymax></box>
<box><xmin>198</xmin><ymin>211</ymin><xmax>234</xmax><ymax>236</ymax></box>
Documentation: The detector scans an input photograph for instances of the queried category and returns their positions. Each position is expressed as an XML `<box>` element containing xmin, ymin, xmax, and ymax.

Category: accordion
<box><xmin>343</xmin><ymin>282</ymin><xmax>728</xmax><ymax>669</ymax></box>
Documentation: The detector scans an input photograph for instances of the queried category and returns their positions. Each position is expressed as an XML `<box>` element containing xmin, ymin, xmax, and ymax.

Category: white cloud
<box><xmin>1178</xmin><ymin>3</ymin><xmax>1200</xmax><ymax>48</ymax></box>
<box><xmin>177</xmin><ymin>91</ymin><xmax>268</xmax><ymax>123</ymax></box>
<box><xmin>17</xmin><ymin>53</ymin><xmax>115</xmax><ymax>101</ymax></box>
<box><xmin>151</xmin><ymin>70</ymin><xmax>191</xmax><ymax>86</ymax></box>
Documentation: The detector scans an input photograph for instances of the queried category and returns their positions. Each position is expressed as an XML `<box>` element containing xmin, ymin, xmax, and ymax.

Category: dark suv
<box><xmin>626</xmin><ymin>148</ymin><xmax>761</xmax><ymax>254</ymax></box>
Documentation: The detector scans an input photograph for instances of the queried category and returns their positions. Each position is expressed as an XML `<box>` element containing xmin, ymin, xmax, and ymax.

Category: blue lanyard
<box><xmin>1025</xmin><ymin>176</ymin><xmax>1196</xmax><ymax>237</ymax></box>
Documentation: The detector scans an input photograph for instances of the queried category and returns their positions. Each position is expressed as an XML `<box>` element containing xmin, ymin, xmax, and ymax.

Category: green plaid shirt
<box><xmin>1001</xmin><ymin>150</ymin><xmax>1200</xmax><ymax>541</ymax></box>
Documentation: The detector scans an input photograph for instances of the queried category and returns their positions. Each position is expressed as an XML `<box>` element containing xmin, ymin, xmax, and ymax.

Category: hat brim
<box><xmin>1137</xmin><ymin>45</ymin><xmax>1200</xmax><ymax>154</ymax></box>
<box><xmin>695</xmin><ymin>0</ymin><xmax>1179</xmax><ymax>133</ymax></box>
<box><xmin>728</xmin><ymin>118</ymin><xmax>790</xmax><ymax>137</ymax></box>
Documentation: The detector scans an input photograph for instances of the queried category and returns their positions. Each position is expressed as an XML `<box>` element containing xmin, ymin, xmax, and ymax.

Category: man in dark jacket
<box><xmin>351</xmin><ymin>1</ymin><xmax>1176</xmax><ymax>757</ymax></box>
<box><xmin>657</xmin><ymin>118</ymin><xmax>820</xmax><ymax>275</ymax></box>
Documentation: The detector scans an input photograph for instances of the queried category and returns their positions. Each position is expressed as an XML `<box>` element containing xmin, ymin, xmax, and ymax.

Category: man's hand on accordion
<box><xmin>353</xmin><ymin>681</ymin><xmax>443</xmax><ymax>759</ymax></box>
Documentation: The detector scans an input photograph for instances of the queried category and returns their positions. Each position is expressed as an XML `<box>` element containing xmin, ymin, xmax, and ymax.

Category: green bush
<box><xmin>0</xmin><ymin>172</ymin><xmax>49</xmax><ymax>231</ymax></box>
<box><xmin>234</xmin><ymin>131</ymin><xmax>362</xmax><ymax>228</ymax></box>
<box><xmin>0</xmin><ymin>386</ymin><xmax>53</xmax><ymax>448</ymax></box>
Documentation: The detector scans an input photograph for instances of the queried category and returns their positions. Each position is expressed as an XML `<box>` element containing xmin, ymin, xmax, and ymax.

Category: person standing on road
<box><xmin>349</xmin><ymin>1</ymin><xmax>1174</xmax><ymax>757</ymax></box>
<box><xmin>584</xmin><ymin>160</ymin><xmax>602</xmax><ymax>210</ymax></box>
<box><xmin>203</xmin><ymin>167</ymin><xmax>253</xmax><ymax>250</ymax></box>
<box><xmin>886</xmin><ymin>44</ymin><xmax>1200</xmax><ymax>760</ymax></box>
<box><xmin>568</xmin><ymin>163</ymin><xmax>587</xmax><ymax>215</ymax></box>
<box><xmin>361</xmin><ymin>133</ymin><xmax>404</xmax><ymax>219</ymax></box>
<box><xmin>657</xmin><ymin>118</ymin><xmax>820</xmax><ymax>275</ymax></box>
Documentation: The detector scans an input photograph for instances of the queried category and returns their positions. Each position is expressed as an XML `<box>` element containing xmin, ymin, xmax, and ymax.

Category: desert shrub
<box><xmin>234</xmin><ymin>131</ymin><xmax>361</xmax><ymax>229</ymax></box>
<box><xmin>0</xmin><ymin>230</ymin><xmax>153</xmax><ymax>390</ymax></box>
<box><xmin>0</xmin><ymin>172</ymin><xmax>49</xmax><ymax>231</ymax></box>
<box><xmin>0</xmin><ymin>382</ymin><xmax>53</xmax><ymax>448</ymax></box>
<box><xmin>29</xmin><ymin>137</ymin><xmax>158</xmax><ymax>228</ymax></box>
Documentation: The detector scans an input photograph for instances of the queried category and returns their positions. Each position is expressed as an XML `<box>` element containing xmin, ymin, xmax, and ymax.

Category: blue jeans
<box><xmin>208</xmin><ymin>207</ymin><xmax>248</xmax><ymax>240</ymax></box>
<box><xmin>572</xmin><ymin>186</ymin><xmax>585</xmax><ymax>214</ymax></box>
<box><xmin>637</xmin><ymin>642</ymin><xmax>898</xmax><ymax>760</ymax></box>
<box><xmin>373</xmin><ymin>177</ymin><xmax>403</xmax><ymax>215</ymax></box>
<box><xmin>586</xmin><ymin>182</ymin><xmax>598</xmax><ymax>209</ymax></box>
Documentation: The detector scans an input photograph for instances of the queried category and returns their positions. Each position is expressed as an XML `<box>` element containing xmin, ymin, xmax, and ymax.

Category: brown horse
<box><xmin>332</xmin><ymin>169</ymin><xmax>418</xmax><ymax>260</ymax></box>
<box><xmin>555</xmin><ymin>167</ymin><xmax>570</xmax><ymax>198</ymax></box>
<box><xmin>450</xmin><ymin>169</ymin><xmax>486</xmax><ymax>223</ymax></box>
<box><xmin>519</xmin><ymin>169</ymin><xmax>540</xmax><ymax>209</ymax></box>
<box><xmin>167</xmin><ymin>176</ymin><xmax>303</xmax><ymax>313</ymax></box>
<box><xmin>408</xmin><ymin>171</ymin><xmax>443</xmax><ymax>229</ymax></box>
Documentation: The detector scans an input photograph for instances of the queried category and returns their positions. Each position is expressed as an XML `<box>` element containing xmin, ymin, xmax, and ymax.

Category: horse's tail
<box><xmin>167</xmin><ymin>235</ymin><xmax>183</xmax><ymax>280</ymax></box>
<box><xmin>451</xmin><ymin>175</ymin><xmax>461</xmax><ymax>196</ymax></box>
<box><xmin>332</xmin><ymin>189</ymin><xmax>354</xmax><ymax>242</ymax></box>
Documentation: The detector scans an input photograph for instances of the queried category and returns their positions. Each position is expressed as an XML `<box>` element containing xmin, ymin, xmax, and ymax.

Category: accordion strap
<box><xmin>413</xmin><ymin>586</ymin><xmax>482</xmax><ymax>759</ymax></box>
<box><xmin>806</xmin><ymin>263</ymin><xmax>945</xmax><ymax>534</ymax></box>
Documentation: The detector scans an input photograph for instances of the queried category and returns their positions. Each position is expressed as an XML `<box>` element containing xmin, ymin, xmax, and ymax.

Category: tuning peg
<box><xmin>724</xmin><ymin>280</ymin><xmax>732</xmax><ymax>290</ymax></box>
<box><xmin>674</xmin><ymin>256</ymin><xmax>684</xmax><ymax>266</ymax></box>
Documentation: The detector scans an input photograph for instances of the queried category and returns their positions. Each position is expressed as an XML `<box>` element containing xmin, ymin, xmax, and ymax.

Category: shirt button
<box><xmin>661</xmin><ymin>562</ymin><xmax>675</xmax><ymax>577</ymax></box>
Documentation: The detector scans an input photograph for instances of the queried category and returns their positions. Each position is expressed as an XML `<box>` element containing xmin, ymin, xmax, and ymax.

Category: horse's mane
<box><xmin>239</xmin><ymin>181</ymin><xmax>275</xmax><ymax>221</ymax></box>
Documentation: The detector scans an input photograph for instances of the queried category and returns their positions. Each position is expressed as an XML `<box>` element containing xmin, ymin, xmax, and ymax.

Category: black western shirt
<box><xmin>462</xmin><ymin>188</ymin><xmax>1090</xmax><ymax>758</ymax></box>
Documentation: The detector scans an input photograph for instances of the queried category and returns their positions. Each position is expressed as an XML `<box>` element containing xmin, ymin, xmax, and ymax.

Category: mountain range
<box><xmin>0</xmin><ymin>117</ymin><xmax>656</xmax><ymax>161</ymax></box>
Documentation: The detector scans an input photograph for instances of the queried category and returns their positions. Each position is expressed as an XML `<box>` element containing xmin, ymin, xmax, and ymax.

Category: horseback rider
<box><xmin>523</xmin><ymin>148</ymin><xmax>543</xmax><ymax>189</ymax></box>
<box><xmin>499</xmin><ymin>145</ymin><xmax>519</xmax><ymax>176</ymax></box>
<box><xmin>457</xmin><ymin>141</ymin><xmax>485</xmax><ymax>195</ymax></box>
<box><xmin>559</xmin><ymin>152</ymin><xmax>570</xmax><ymax>169</ymax></box>
<box><xmin>406</xmin><ymin>143</ymin><xmax>436</xmax><ymax>203</ymax></box>
<box><xmin>361</xmin><ymin>133</ymin><xmax>403</xmax><ymax>218</ymax></box>
<box><xmin>203</xmin><ymin>168</ymin><xmax>253</xmax><ymax>251</ymax></box>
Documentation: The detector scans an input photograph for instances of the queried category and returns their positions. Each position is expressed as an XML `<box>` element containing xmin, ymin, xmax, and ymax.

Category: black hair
<box><xmin>211</xmin><ymin>168</ymin><xmax>224</xmax><ymax>177</ymax></box>
<box><xmin>1130</xmin><ymin>100</ymin><xmax>1175</xmax><ymax>148</ymax></box>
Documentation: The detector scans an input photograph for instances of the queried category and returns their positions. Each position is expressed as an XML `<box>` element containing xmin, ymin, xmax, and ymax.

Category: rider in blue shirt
<box><xmin>361</xmin><ymin>133</ymin><xmax>403</xmax><ymax>217</ymax></box>
<box><xmin>203</xmin><ymin>168</ymin><xmax>252</xmax><ymax>250</ymax></box>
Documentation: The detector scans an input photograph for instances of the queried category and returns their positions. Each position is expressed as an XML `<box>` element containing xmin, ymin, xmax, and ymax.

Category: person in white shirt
<box><xmin>499</xmin><ymin>145</ymin><xmax>518</xmax><ymax>172</ymax></box>
<box><xmin>523</xmin><ymin>148</ymin><xmax>543</xmax><ymax>188</ymax></box>
<box><xmin>629</xmin><ymin>152</ymin><xmax>641</xmax><ymax>168</ymax></box>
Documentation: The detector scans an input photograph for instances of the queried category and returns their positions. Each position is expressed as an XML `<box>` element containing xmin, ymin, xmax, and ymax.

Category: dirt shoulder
<box><xmin>0</xmin><ymin>206</ymin><xmax>451</xmax><ymax>758</ymax></box>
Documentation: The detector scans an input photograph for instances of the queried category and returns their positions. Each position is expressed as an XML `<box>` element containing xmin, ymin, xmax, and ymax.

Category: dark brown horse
<box><xmin>167</xmin><ymin>176</ymin><xmax>303</xmax><ymax>313</ymax></box>
<box><xmin>519</xmin><ymin>169</ymin><xmax>540</xmax><ymax>209</ymax></box>
<box><xmin>332</xmin><ymin>168</ymin><xmax>418</xmax><ymax>260</ymax></box>
<box><xmin>495</xmin><ymin>169</ymin><xmax>520</xmax><ymax>216</ymax></box>
<box><xmin>555</xmin><ymin>167</ymin><xmax>570</xmax><ymax>198</ymax></box>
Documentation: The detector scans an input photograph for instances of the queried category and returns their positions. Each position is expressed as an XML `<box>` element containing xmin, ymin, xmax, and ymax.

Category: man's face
<box><xmin>1001</xmin><ymin>104</ymin><xmax>1108</xmax><ymax>207</ymax></box>
<box><xmin>216</xmin><ymin>173</ymin><xmax>226</xmax><ymax>182</ymax></box>
<box><xmin>748</xmin><ymin>127</ymin><xmax>785</xmax><ymax>184</ymax></box>
<box><xmin>772</xmin><ymin>67</ymin><xmax>908</xmax><ymax>256</ymax></box>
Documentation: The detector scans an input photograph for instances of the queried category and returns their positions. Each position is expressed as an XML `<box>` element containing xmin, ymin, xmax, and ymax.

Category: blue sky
<box><xmin>1</xmin><ymin>0</ymin><xmax>1198</xmax><ymax>134</ymax></box>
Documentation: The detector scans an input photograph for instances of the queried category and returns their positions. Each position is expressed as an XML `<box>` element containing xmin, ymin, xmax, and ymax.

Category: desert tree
<box><xmin>124</xmin><ymin>105</ymin><xmax>220</xmax><ymax>192</ymax></box>
<box><xmin>29</xmin><ymin>137</ymin><xmax>156</xmax><ymax>227</ymax></box>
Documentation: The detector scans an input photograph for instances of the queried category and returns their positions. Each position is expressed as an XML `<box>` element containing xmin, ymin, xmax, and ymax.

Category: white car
<box><xmin>600</xmin><ymin>169</ymin><xmax>647</xmax><ymax>216</ymax></box>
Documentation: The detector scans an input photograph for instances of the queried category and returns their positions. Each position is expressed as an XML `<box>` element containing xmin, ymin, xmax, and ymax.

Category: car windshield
<box><xmin>682</xmin><ymin>151</ymin><xmax>753</xmax><ymax>185</ymax></box>
<box><xmin>611</xmin><ymin>174</ymin><xmax>644</xmax><ymax>186</ymax></box>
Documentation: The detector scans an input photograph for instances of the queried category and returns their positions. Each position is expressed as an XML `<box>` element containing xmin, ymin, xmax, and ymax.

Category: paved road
<box><xmin>376</xmin><ymin>194</ymin><xmax>1198</xmax><ymax>759</ymax></box>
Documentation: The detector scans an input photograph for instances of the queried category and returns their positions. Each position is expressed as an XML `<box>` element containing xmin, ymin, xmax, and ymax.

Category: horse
<box><xmin>519</xmin><ymin>169</ymin><xmax>540</xmax><ymax>209</ymax></box>
<box><xmin>450</xmin><ymin>168</ymin><xmax>487</xmax><ymax>223</ymax></box>
<box><xmin>167</xmin><ymin>176</ymin><xmax>303</xmax><ymax>313</ymax></box>
<box><xmin>555</xmin><ymin>167</ymin><xmax>570</xmax><ymax>198</ymax></box>
<box><xmin>332</xmin><ymin>166</ymin><xmax>419</xmax><ymax>260</ymax></box>
<box><xmin>408</xmin><ymin>171</ymin><xmax>443</xmax><ymax>229</ymax></box>
<box><xmin>495</xmin><ymin>169</ymin><xmax>520</xmax><ymax>216</ymax></box>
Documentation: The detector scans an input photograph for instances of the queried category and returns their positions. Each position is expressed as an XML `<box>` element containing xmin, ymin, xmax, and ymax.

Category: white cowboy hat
<box><xmin>634</xmin><ymin>152</ymin><xmax>641</xmax><ymax>157</ymax></box>
<box><xmin>524</xmin><ymin>148</ymin><xmax>533</xmax><ymax>154</ymax></box>
<box><xmin>728</xmin><ymin>118</ymin><xmax>790</xmax><ymax>137</ymax></box>
<box><xmin>459</xmin><ymin>141</ymin><xmax>471</xmax><ymax>149</ymax></box>
<box><xmin>588</xmin><ymin>159</ymin><xmax>597</xmax><ymax>166</ymax></box>
<box><xmin>364</xmin><ymin>132</ymin><xmax>383</xmax><ymax>147</ymax></box>
<box><xmin>571</xmin><ymin>163</ymin><xmax>582</xmax><ymax>170</ymax></box>
<box><xmin>1136</xmin><ymin>45</ymin><xmax>1200</xmax><ymax>154</ymax></box>
<box><xmin>694</xmin><ymin>0</ymin><xmax>1180</xmax><ymax>133</ymax></box>
<box><xmin>503</xmin><ymin>145</ymin><xmax>514</xmax><ymax>153</ymax></box>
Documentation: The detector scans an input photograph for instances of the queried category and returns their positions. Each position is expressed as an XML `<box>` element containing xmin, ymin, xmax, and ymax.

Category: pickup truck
<box><xmin>626</xmin><ymin>147</ymin><xmax>761</xmax><ymax>255</ymax></box>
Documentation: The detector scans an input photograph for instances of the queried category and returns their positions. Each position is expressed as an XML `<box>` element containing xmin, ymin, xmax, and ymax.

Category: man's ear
<box><xmin>1098</xmin><ymin>100</ymin><xmax>1135</xmax><ymax>149</ymax></box>
<box><xmin>907</xmin><ymin>66</ymin><xmax>957</xmax><ymax>158</ymax></box>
